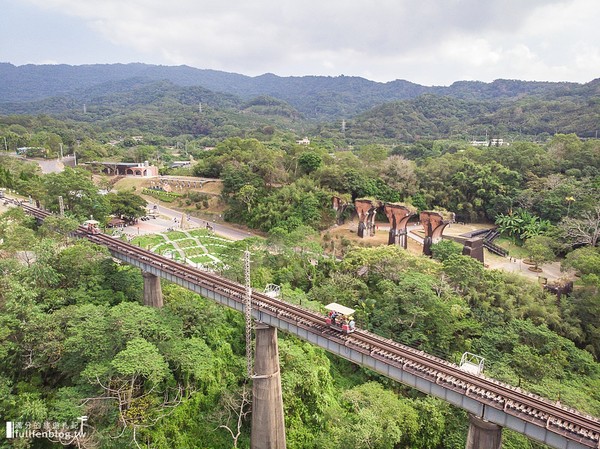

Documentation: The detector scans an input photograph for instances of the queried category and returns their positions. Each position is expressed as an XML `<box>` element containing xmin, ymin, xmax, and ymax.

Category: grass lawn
<box><xmin>154</xmin><ymin>243</ymin><xmax>177</xmax><ymax>255</ymax></box>
<box><xmin>495</xmin><ymin>237</ymin><xmax>530</xmax><ymax>259</ymax></box>
<box><xmin>166</xmin><ymin>231</ymin><xmax>188</xmax><ymax>240</ymax></box>
<box><xmin>176</xmin><ymin>238</ymin><xmax>200</xmax><ymax>248</ymax></box>
<box><xmin>184</xmin><ymin>247</ymin><xmax>208</xmax><ymax>257</ymax></box>
<box><xmin>113</xmin><ymin>177</ymin><xmax>152</xmax><ymax>192</ymax></box>
<box><xmin>188</xmin><ymin>255</ymin><xmax>216</xmax><ymax>265</ymax></box>
<box><xmin>131</xmin><ymin>229</ymin><xmax>234</xmax><ymax>267</ymax></box>
<box><xmin>188</xmin><ymin>229</ymin><xmax>213</xmax><ymax>238</ymax></box>
<box><xmin>134</xmin><ymin>234</ymin><xmax>167</xmax><ymax>250</ymax></box>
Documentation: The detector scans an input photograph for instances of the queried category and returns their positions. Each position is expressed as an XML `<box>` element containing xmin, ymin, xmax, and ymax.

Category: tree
<box><xmin>546</xmin><ymin>133</ymin><xmax>583</xmax><ymax>169</ymax></box>
<box><xmin>38</xmin><ymin>215</ymin><xmax>80</xmax><ymax>243</ymax></box>
<box><xmin>298</xmin><ymin>152</ymin><xmax>322</xmax><ymax>174</ymax></box>
<box><xmin>0</xmin><ymin>213</ymin><xmax>36</xmax><ymax>251</ymax></box>
<box><xmin>42</xmin><ymin>168</ymin><xmax>110</xmax><ymax>221</ymax></box>
<box><xmin>107</xmin><ymin>191</ymin><xmax>147</xmax><ymax>221</ymax></box>
<box><xmin>75</xmin><ymin>138</ymin><xmax>109</xmax><ymax>162</ymax></box>
<box><xmin>337</xmin><ymin>382</ymin><xmax>419</xmax><ymax>449</ymax></box>
<box><xmin>111</xmin><ymin>338</ymin><xmax>170</xmax><ymax>386</ymax></box>
<box><xmin>355</xmin><ymin>144</ymin><xmax>389</xmax><ymax>166</ymax></box>
<box><xmin>216</xmin><ymin>386</ymin><xmax>251</xmax><ymax>449</ymax></box>
<box><xmin>431</xmin><ymin>239</ymin><xmax>463</xmax><ymax>262</ymax></box>
<box><xmin>442</xmin><ymin>254</ymin><xmax>486</xmax><ymax>294</ymax></box>
<box><xmin>496</xmin><ymin>209</ymin><xmax>551</xmax><ymax>245</ymax></box>
<box><xmin>31</xmin><ymin>131</ymin><xmax>63</xmax><ymax>157</ymax></box>
<box><xmin>559</xmin><ymin>204</ymin><xmax>600</xmax><ymax>247</ymax></box>
<box><xmin>523</xmin><ymin>236</ymin><xmax>556</xmax><ymax>271</ymax></box>
<box><xmin>236</xmin><ymin>184</ymin><xmax>258</xmax><ymax>212</ymax></box>
<box><xmin>418</xmin><ymin>152</ymin><xmax>521</xmax><ymax>221</ymax></box>
<box><xmin>484</xmin><ymin>141</ymin><xmax>554</xmax><ymax>179</ymax></box>
<box><xmin>375</xmin><ymin>272</ymin><xmax>471</xmax><ymax>351</ymax></box>
<box><xmin>129</xmin><ymin>145</ymin><xmax>157</xmax><ymax>163</ymax></box>
<box><xmin>563</xmin><ymin>246</ymin><xmax>600</xmax><ymax>279</ymax></box>
<box><xmin>380</xmin><ymin>155</ymin><xmax>418</xmax><ymax>198</ymax></box>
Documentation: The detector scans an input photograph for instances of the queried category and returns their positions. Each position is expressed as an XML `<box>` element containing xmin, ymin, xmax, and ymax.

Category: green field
<box><xmin>131</xmin><ymin>229</ymin><xmax>234</xmax><ymax>267</ymax></box>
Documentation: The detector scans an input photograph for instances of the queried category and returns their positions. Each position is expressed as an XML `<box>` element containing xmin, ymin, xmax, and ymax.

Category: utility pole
<box><xmin>244</xmin><ymin>250</ymin><xmax>253</xmax><ymax>378</ymax></box>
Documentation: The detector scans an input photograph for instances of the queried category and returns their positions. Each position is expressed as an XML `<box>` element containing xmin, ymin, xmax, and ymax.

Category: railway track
<box><xmin>13</xmin><ymin>201</ymin><xmax>600</xmax><ymax>448</ymax></box>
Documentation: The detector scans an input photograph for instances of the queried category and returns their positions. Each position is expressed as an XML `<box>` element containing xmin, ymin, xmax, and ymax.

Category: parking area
<box><xmin>107</xmin><ymin>214</ymin><xmax>202</xmax><ymax>239</ymax></box>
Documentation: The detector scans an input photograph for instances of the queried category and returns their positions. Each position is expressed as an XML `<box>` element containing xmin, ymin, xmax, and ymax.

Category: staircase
<box><xmin>483</xmin><ymin>239</ymin><xmax>508</xmax><ymax>257</ymax></box>
<box><xmin>474</xmin><ymin>227</ymin><xmax>508</xmax><ymax>257</ymax></box>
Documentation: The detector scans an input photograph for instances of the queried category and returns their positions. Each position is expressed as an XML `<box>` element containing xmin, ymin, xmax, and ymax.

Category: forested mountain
<box><xmin>0</xmin><ymin>78</ymin><xmax>242</xmax><ymax>115</ymax></box>
<box><xmin>0</xmin><ymin>79</ymin><xmax>308</xmax><ymax>141</ymax></box>
<box><xmin>346</xmin><ymin>92</ymin><xmax>600</xmax><ymax>141</ymax></box>
<box><xmin>1</xmin><ymin>62</ymin><xmax>596</xmax><ymax>120</ymax></box>
<box><xmin>1</xmin><ymin>59</ymin><xmax>600</xmax><ymax>446</ymax></box>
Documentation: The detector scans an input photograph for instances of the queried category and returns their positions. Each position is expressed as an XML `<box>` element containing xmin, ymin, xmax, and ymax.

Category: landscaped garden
<box><xmin>131</xmin><ymin>228</ymin><xmax>236</xmax><ymax>269</ymax></box>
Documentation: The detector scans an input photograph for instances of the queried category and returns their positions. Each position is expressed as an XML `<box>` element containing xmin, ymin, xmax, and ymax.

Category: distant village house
<box><xmin>470</xmin><ymin>138</ymin><xmax>509</xmax><ymax>147</ymax></box>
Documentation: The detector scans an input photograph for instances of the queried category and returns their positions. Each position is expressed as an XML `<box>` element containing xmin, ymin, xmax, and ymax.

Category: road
<box><xmin>2</xmin><ymin>153</ymin><xmax>75</xmax><ymax>174</ymax></box>
<box><xmin>0</xmin><ymin>193</ymin><xmax>257</xmax><ymax>242</ymax></box>
<box><xmin>1</xmin><ymin>195</ymin><xmax>570</xmax><ymax>281</ymax></box>
<box><xmin>123</xmin><ymin>202</ymin><xmax>257</xmax><ymax>241</ymax></box>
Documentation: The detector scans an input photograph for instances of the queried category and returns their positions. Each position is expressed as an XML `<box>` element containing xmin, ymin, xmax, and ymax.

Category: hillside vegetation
<box><xmin>2</xmin><ymin>63</ymin><xmax>599</xmax><ymax>138</ymax></box>
<box><xmin>1</xmin><ymin>209</ymin><xmax>599</xmax><ymax>448</ymax></box>
<box><xmin>0</xmin><ymin>64</ymin><xmax>599</xmax><ymax>448</ymax></box>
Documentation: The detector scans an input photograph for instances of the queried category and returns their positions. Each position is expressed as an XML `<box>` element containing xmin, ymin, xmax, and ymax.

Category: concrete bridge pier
<box><xmin>142</xmin><ymin>271</ymin><xmax>163</xmax><ymax>308</ymax></box>
<box><xmin>465</xmin><ymin>414</ymin><xmax>502</xmax><ymax>449</ymax></box>
<box><xmin>398</xmin><ymin>229</ymin><xmax>408</xmax><ymax>249</ymax></box>
<box><xmin>251</xmin><ymin>323</ymin><xmax>286</xmax><ymax>449</ymax></box>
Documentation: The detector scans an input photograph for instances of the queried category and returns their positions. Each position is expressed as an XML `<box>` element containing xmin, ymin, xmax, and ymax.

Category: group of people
<box><xmin>328</xmin><ymin>310</ymin><xmax>356</xmax><ymax>330</ymax></box>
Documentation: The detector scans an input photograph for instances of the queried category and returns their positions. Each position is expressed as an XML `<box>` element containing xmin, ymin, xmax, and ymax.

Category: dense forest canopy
<box><xmin>1</xmin><ymin>63</ymin><xmax>600</xmax><ymax>138</ymax></box>
<box><xmin>1</xmin><ymin>208</ymin><xmax>599</xmax><ymax>448</ymax></box>
<box><xmin>0</xmin><ymin>64</ymin><xmax>599</xmax><ymax>448</ymax></box>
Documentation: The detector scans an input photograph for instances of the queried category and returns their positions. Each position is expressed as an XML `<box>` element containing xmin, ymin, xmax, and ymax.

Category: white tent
<box><xmin>325</xmin><ymin>302</ymin><xmax>355</xmax><ymax>316</ymax></box>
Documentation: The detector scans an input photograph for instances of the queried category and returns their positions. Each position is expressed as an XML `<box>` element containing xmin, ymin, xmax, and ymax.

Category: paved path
<box><xmin>4</xmin><ymin>153</ymin><xmax>75</xmax><ymax>174</ymax></box>
<box><xmin>116</xmin><ymin>202</ymin><xmax>257</xmax><ymax>242</ymax></box>
<box><xmin>150</xmin><ymin>203</ymin><xmax>256</xmax><ymax>241</ymax></box>
<box><xmin>1</xmin><ymin>193</ymin><xmax>572</xmax><ymax>283</ymax></box>
<box><xmin>486</xmin><ymin>256</ymin><xmax>571</xmax><ymax>283</ymax></box>
<box><xmin>359</xmin><ymin>223</ymin><xmax>569</xmax><ymax>282</ymax></box>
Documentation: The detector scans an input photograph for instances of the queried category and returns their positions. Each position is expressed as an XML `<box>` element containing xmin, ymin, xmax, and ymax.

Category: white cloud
<box><xmin>16</xmin><ymin>0</ymin><xmax>600</xmax><ymax>84</ymax></box>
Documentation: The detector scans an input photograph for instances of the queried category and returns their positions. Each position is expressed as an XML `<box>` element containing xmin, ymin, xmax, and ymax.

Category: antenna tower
<box><xmin>244</xmin><ymin>250</ymin><xmax>253</xmax><ymax>377</ymax></box>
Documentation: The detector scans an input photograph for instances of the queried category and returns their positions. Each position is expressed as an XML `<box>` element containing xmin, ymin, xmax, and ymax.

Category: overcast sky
<box><xmin>2</xmin><ymin>0</ymin><xmax>600</xmax><ymax>86</ymax></box>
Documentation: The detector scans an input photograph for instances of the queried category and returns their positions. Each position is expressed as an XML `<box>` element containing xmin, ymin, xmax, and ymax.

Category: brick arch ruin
<box><xmin>384</xmin><ymin>203</ymin><xmax>417</xmax><ymax>249</ymax></box>
<box><xmin>354</xmin><ymin>199</ymin><xmax>382</xmax><ymax>238</ymax></box>
<box><xmin>420</xmin><ymin>210</ymin><xmax>455</xmax><ymax>256</ymax></box>
<box><xmin>333</xmin><ymin>197</ymin><xmax>458</xmax><ymax>257</ymax></box>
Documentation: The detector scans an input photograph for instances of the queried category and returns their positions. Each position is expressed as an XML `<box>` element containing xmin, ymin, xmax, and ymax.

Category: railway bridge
<box><xmin>15</xmin><ymin>201</ymin><xmax>600</xmax><ymax>449</ymax></box>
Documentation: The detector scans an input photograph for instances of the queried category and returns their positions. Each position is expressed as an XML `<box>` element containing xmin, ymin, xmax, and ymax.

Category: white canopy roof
<box><xmin>325</xmin><ymin>302</ymin><xmax>355</xmax><ymax>316</ymax></box>
<box><xmin>83</xmin><ymin>220</ymin><xmax>100</xmax><ymax>225</ymax></box>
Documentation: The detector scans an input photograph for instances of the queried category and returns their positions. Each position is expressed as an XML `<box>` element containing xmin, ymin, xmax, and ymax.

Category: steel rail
<box><xmin>14</xmin><ymin>201</ymin><xmax>600</xmax><ymax>448</ymax></box>
<box><xmin>86</xmin><ymin>231</ymin><xmax>600</xmax><ymax>448</ymax></box>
